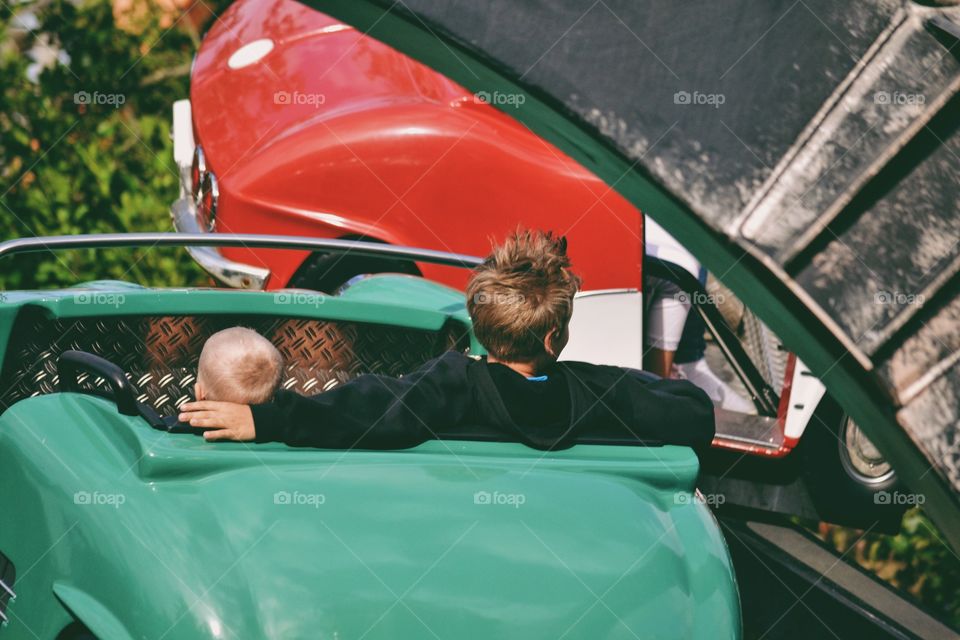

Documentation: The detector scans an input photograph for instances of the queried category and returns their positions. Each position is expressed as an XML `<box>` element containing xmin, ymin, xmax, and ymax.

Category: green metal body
<box><xmin>0</xmin><ymin>278</ymin><xmax>739</xmax><ymax>638</ymax></box>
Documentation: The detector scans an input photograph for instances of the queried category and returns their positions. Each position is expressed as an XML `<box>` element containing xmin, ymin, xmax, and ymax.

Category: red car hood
<box><xmin>190</xmin><ymin>0</ymin><xmax>463</xmax><ymax>176</ymax></box>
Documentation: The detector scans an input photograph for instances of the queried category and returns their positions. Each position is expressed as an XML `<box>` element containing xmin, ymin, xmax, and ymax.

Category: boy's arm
<box><xmin>252</xmin><ymin>368</ymin><xmax>459</xmax><ymax>449</ymax></box>
<box><xmin>183</xmin><ymin>352</ymin><xmax>470</xmax><ymax>449</ymax></box>
<box><xmin>569</xmin><ymin>364</ymin><xmax>716</xmax><ymax>451</ymax></box>
<box><xmin>617</xmin><ymin>370</ymin><xmax>716</xmax><ymax>450</ymax></box>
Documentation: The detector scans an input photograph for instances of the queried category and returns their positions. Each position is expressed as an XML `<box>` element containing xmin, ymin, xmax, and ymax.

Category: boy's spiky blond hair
<box><xmin>466</xmin><ymin>230</ymin><xmax>582</xmax><ymax>362</ymax></box>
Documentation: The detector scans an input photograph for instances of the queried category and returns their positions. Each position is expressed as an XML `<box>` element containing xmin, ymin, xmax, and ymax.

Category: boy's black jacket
<box><xmin>251</xmin><ymin>352</ymin><xmax>715</xmax><ymax>452</ymax></box>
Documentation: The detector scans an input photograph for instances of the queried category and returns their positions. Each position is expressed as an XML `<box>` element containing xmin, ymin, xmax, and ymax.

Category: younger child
<box><xmin>194</xmin><ymin>327</ymin><xmax>283</xmax><ymax>404</ymax></box>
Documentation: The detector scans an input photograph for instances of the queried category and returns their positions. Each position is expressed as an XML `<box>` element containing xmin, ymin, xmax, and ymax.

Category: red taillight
<box><xmin>191</xmin><ymin>145</ymin><xmax>206</xmax><ymax>204</ymax></box>
<box><xmin>190</xmin><ymin>145</ymin><xmax>217</xmax><ymax>231</ymax></box>
<box><xmin>197</xmin><ymin>171</ymin><xmax>219</xmax><ymax>231</ymax></box>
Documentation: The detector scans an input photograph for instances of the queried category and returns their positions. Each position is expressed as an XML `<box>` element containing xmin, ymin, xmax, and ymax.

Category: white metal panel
<box><xmin>784</xmin><ymin>358</ymin><xmax>827</xmax><ymax>440</ymax></box>
<box><xmin>172</xmin><ymin>99</ymin><xmax>195</xmax><ymax>169</ymax></box>
<box><xmin>560</xmin><ymin>289</ymin><xmax>643</xmax><ymax>369</ymax></box>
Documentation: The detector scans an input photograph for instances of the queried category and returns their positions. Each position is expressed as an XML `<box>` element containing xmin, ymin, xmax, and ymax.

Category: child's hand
<box><xmin>179</xmin><ymin>401</ymin><xmax>255</xmax><ymax>442</ymax></box>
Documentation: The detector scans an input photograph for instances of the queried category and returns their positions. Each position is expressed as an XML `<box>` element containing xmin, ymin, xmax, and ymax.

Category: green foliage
<box><xmin>0</xmin><ymin>0</ymin><xmax>210</xmax><ymax>288</ymax></box>
<box><xmin>817</xmin><ymin>510</ymin><xmax>960</xmax><ymax>630</ymax></box>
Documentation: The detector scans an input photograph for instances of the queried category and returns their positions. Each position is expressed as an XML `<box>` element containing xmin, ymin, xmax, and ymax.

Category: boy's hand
<box><xmin>179</xmin><ymin>401</ymin><xmax>255</xmax><ymax>442</ymax></box>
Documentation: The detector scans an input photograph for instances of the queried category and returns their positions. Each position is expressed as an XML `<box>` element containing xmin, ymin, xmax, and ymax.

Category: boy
<box><xmin>194</xmin><ymin>327</ymin><xmax>284</xmax><ymax>404</ymax></box>
<box><xmin>180</xmin><ymin>231</ymin><xmax>715</xmax><ymax>452</ymax></box>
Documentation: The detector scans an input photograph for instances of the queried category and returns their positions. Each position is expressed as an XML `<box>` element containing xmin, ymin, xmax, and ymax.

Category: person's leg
<box><xmin>673</xmin><ymin>268</ymin><xmax>755</xmax><ymax>413</ymax></box>
<box><xmin>674</xmin><ymin>268</ymin><xmax>708</xmax><ymax>365</ymax></box>
<box><xmin>646</xmin><ymin>348</ymin><xmax>674</xmax><ymax>378</ymax></box>
<box><xmin>644</xmin><ymin>275</ymin><xmax>690</xmax><ymax>377</ymax></box>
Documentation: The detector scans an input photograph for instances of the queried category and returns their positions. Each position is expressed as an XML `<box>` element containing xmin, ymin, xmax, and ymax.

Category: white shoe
<box><xmin>673</xmin><ymin>359</ymin><xmax>756</xmax><ymax>414</ymax></box>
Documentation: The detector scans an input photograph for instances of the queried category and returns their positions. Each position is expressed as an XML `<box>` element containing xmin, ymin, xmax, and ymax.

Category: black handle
<box><xmin>58</xmin><ymin>350</ymin><xmax>140</xmax><ymax>416</ymax></box>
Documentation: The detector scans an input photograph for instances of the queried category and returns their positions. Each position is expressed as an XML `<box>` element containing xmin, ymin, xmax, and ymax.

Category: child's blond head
<box><xmin>196</xmin><ymin>327</ymin><xmax>283</xmax><ymax>404</ymax></box>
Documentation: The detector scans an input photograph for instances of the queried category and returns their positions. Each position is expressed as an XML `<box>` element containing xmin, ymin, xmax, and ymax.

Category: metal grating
<box><xmin>0</xmin><ymin>550</ymin><xmax>14</xmax><ymax>626</ymax></box>
<box><xmin>0</xmin><ymin>311</ymin><xmax>468</xmax><ymax>417</ymax></box>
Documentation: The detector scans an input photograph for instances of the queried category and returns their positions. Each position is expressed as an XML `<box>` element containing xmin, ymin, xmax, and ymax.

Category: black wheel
<box><xmin>287</xmin><ymin>237</ymin><xmax>420</xmax><ymax>293</ymax></box>
<box><xmin>799</xmin><ymin>394</ymin><xmax>905</xmax><ymax>532</ymax></box>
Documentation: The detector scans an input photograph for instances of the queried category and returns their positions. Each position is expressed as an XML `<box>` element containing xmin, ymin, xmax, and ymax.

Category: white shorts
<box><xmin>645</xmin><ymin>276</ymin><xmax>691</xmax><ymax>351</ymax></box>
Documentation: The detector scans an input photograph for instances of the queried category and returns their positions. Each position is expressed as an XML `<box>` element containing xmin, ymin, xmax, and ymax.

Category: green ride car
<box><xmin>0</xmin><ymin>234</ymin><xmax>740</xmax><ymax>639</ymax></box>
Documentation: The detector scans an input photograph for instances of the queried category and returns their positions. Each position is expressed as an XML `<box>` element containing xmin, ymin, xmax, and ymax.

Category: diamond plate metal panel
<box><xmin>0</xmin><ymin>312</ymin><xmax>466</xmax><ymax>416</ymax></box>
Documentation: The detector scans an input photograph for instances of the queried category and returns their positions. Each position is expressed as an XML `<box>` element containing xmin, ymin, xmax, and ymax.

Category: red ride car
<box><xmin>170</xmin><ymin>0</ymin><xmax>641</xmax><ymax>294</ymax></box>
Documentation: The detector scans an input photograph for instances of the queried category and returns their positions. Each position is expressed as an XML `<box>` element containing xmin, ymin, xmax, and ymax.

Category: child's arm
<box><xmin>606</xmin><ymin>369</ymin><xmax>716</xmax><ymax>451</ymax></box>
<box><xmin>180</xmin><ymin>351</ymin><xmax>471</xmax><ymax>449</ymax></box>
<box><xmin>561</xmin><ymin>363</ymin><xmax>716</xmax><ymax>452</ymax></box>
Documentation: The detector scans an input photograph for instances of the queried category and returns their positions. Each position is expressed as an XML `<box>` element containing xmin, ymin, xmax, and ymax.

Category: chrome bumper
<box><xmin>170</xmin><ymin>98</ymin><xmax>270</xmax><ymax>290</ymax></box>
<box><xmin>170</xmin><ymin>198</ymin><xmax>270</xmax><ymax>289</ymax></box>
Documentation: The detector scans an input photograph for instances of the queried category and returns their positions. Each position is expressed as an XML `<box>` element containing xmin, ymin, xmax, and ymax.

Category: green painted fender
<box><xmin>0</xmin><ymin>393</ymin><xmax>740</xmax><ymax>638</ymax></box>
